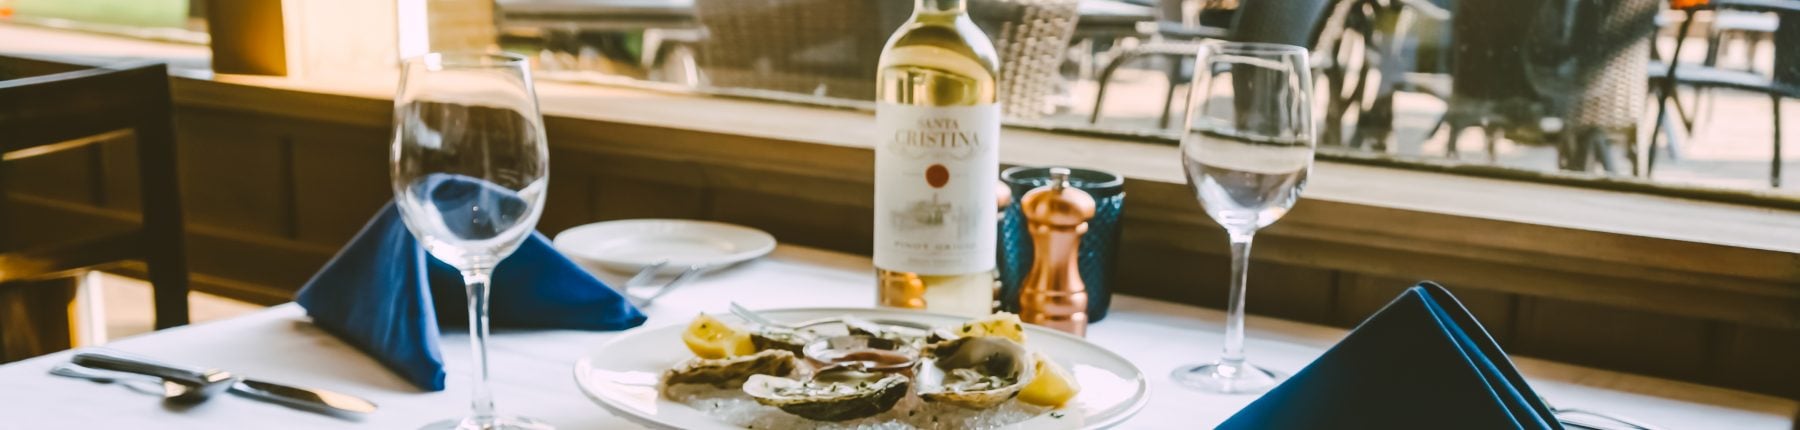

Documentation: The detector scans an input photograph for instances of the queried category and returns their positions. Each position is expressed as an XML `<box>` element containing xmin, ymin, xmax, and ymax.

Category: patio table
<box><xmin>0</xmin><ymin>245</ymin><xmax>1792</xmax><ymax>428</ymax></box>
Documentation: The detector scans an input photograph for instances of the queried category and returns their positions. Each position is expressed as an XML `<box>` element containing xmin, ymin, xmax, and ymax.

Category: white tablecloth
<box><xmin>0</xmin><ymin>246</ymin><xmax>1792</xmax><ymax>429</ymax></box>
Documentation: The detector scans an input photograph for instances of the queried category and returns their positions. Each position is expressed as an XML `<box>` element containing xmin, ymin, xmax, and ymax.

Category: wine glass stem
<box><xmin>1220</xmin><ymin>231</ymin><xmax>1254</xmax><ymax>374</ymax></box>
<box><xmin>463</xmin><ymin>268</ymin><xmax>498</xmax><ymax>424</ymax></box>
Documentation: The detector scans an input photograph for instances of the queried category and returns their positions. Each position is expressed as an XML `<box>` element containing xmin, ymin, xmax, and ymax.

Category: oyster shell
<box><xmin>915</xmin><ymin>336</ymin><xmax>1035</xmax><ymax>409</ymax></box>
<box><xmin>844</xmin><ymin>316</ymin><xmax>933</xmax><ymax>346</ymax></box>
<box><xmin>661</xmin><ymin>350</ymin><xmax>798</xmax><ymax>392</ymax></box>
<box><xmin>741</xmin><ymin>366</ymin><xmax>910</xmax><ymax>421</ymax></box>
<box><xmin>750</xmin><ymin>326</ymin><xmax>815</xmax><ymax>354</ymax></box>
<box><xmin>801</xmin><ymin>335</ymin><xmax>918</xmax><ymax>373</ymax></box>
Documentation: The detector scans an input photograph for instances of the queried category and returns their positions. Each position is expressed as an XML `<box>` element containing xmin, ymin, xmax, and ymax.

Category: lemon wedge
<box><xmin>680</xmin><ymin>313</ymin><xmax>755</xmax><ymax>359</ymax></box>
<box><xmin>1018</xmin><ymin>355</ymin><xmax>1081</xmax><ymax>407</ymax></box>
<box><xmin>946</xmin><ymin>312</ymin><xmax>1028</xmax><ymax>344</ymax></box>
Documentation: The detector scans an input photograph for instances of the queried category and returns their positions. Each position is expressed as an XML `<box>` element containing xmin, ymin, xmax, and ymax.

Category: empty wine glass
<box><xmin>1171</xmin><ymin>42</ymin><xmax>1315</xmax><ymax>394</ymax></box>
<box><xmin>392</xmin><ymin>52</ymin><xmax>551</xmax><ymax>429</ymax></box>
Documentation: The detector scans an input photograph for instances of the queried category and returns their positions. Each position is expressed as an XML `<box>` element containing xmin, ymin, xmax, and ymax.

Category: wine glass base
<box><xmin>421</xmin><ymin>416</ymin><xmax>553</xmax><ymax>430</ymax></box>
<box><xmin>1171</xmin><ymin>361</ymin><xmax>1285</xmax><ymax>394</ymax></box>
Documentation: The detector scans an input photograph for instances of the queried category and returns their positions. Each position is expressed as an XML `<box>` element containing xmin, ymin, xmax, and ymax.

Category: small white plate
<box><xmin>573</xmin><ymin>307</ymin><xmax>1149</xmax><ymax>430</ymax></box>
<box><xmin>553</xmin><ymin>219</ymin><xmax>777</xmax><ymax>273</ymax></box>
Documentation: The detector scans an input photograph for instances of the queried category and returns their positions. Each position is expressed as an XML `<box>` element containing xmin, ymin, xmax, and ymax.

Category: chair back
<box><xmin>0</xmin><ymin>56</ymin><xmax>190</xmax><ymax>329</ymax></box>
<box><xmin>691</xmin><ymin>0</ymin><xmax>907</xmax><ymax>101</ymax></box>
<box><xmin>1776</xmin><ymin>11</ymin><xmax>1799</xmax><ymax>88</ymax></box>
<box><xmin>1230</xmin><ymin>0</ymin><xmax>1333</xmax><ymax>46</ymax></box>
<box><xmin>0</xmin><ymin>61</ymin><xmax>174</xmax><ymax>156</ymax></box>
<box><xmin>0</xmin><ymin>60</ymin><xmax>174</xmax><ymax>252</ymax></box>
<box><xmin>971</xmin><ymin>0</ymin><xmax>1082</xmax><ymax>119</ymax></box>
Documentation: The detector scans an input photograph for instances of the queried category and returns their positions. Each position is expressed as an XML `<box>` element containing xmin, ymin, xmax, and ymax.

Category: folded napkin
<box><xmin>295</xmin><ymin>202</ymin><xmax>647</xmax><ymax>391</ymax></box>
<box><xmin>1220</xmin><ymin>282</ymin><xmax>1561</xmax><ymax>430</ymax></box>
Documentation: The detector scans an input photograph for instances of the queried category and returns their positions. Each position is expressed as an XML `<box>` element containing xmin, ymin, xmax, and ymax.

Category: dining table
<box><xmin>0</xmin><ymin>245</ymin><xmax>1793</xmax><ymax>429</ymax></box>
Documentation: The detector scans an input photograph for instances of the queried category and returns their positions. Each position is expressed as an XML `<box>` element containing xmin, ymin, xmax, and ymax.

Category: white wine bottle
<box><xmin>874</xmin><ymin>0</ymin><xmax>1001</xmax><ymax>317</ymax></box>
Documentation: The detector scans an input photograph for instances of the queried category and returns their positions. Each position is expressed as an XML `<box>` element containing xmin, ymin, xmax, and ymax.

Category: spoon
<box><xmin>51</xmin><ymin>363</ymin><xmax>213</xmax><ymax>403</ymax></box>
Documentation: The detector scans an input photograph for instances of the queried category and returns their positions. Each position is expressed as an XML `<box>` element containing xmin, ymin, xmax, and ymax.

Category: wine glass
<box><xmin>391</xmin><ymin>52</ymin><xmax>552</xmax><ymax>429</ymax></box>
<box><xmin>1171</xmin><ymin>42</ymin><xmax>1315</xmax><ymax>394</ymax></box>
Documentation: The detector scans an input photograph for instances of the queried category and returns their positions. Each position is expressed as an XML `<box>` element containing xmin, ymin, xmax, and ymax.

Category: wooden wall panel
<box><xmin>180</xmin><ymin>231</ymin><xmax>331</xmax><ymax>303</ymax></box>
<box><xmin>1514</xmin><ymin>298</ymin><xmax>1714</xmax><ymax>381</ymax></box>
<box><xmin>1109</xmin><ymin>208</ymin><xmax>1338</xmax><ymax>325</ymax></box>
<box><xmin>289</xmin><ymin>122</ymin><xmax>391</xmax><ymax>247</ymax></box>
<box><xmin>173</xmin><ymin>108</ymin><xmax>293</xmax><ymax>236</ymax></box>
<box><xmin>1113</xmin><ymin>241</ymin><xmax>1211</xmax><ymax>306</ymax></box>
<box><xmin>709</xmin><ymin>190</ymin><xmax>871</xmax><ymax>255</ymax></box>
<box><xmin>538</xmin><ymin>175</ymin><xmax>591</xmax><ymax>238</ymax></box>
<box><xmin>1714</xmin><ymin>326</ymin><xmax>1800</xmax><ymax>399</ymax></box>
<box><xmin>590</xmin><ymin>176</ymin><xmax>709</xmax><ymax>222</ymax></box>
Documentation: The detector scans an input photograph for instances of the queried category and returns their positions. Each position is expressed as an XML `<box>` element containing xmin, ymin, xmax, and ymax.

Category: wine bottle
<box><xmin>874</xmin><ymin>0</ymin><xmax>1001</xmax><ymax>317</ymax></box>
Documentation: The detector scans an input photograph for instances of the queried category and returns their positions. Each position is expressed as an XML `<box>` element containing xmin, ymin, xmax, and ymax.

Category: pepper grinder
<box><xmin>1017</xmin><ymin>168</ymin><xmax>1094</xmax><ymax>336</ymax></box>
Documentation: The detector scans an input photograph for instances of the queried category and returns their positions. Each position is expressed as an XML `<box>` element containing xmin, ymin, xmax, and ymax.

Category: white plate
<box><xmin>573</xmin><ymin>307</ymin><xmax>1149</xmax><ymax>430</ymax></box>
<box><xmin>553</xmin><ymin>219</ymin><xmax>777</xmax><ymax>273</ymax></box>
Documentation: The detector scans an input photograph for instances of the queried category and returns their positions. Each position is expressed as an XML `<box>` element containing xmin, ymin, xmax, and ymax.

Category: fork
<box><xmin>621</xmin><ymin>260</ymin><xmax>700</xmax><ymax>308</ymax></box>
<box><xmin>1543</xmin><ymin>397</ymin><xmax>1663</xmax><ymax>430</ymax></box>
<box><xmin>728</xmin><ymin>302</ymin><xmax>933</xmax><ymax>331</ymax></box>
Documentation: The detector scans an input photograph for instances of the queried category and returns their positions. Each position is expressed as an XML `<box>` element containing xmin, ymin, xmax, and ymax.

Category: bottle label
<box><xmin>874</xmin><ymin>102</ymin><xmax>1000</xmax><ymax>275</ymax></box>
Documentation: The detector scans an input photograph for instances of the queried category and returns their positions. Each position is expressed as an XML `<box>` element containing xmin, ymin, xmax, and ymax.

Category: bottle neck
<box><xmin>915</xmin><ymin>0</ymin><xmax>967</xmax><ymax>13</ymax></box>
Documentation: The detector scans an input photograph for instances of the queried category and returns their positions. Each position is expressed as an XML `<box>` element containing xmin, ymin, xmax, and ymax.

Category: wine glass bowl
<box><xmin>392</xmin><ymin>52</ymin><xmax>553</xmax><ymax>430</ymax></box>
<box><xmin>1171</xmin><ymin>42</ymin><xmax>1315</xmax><ymax>395</ymax></box>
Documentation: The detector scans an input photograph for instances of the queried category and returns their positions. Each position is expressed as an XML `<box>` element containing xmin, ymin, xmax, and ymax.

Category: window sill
<box><xmin>7</xmin><ymin>23</ymin><xmax>1798</xmax><ymax>329</ymax></box>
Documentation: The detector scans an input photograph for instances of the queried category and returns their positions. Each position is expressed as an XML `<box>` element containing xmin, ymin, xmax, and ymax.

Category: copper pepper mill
<box><xmin>1017</xmin><ymin>168</ymin><xmax>1094</xmax><ymax>337</ymax></box>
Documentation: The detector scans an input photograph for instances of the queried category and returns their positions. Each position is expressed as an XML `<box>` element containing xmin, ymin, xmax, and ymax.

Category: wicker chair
<box><xmin>690</xmin><ymin>0</ymin><xmax>903</xmax><ymax>100</ymax></box>
<box><xmin>972</xmin><ymin>0</ymin><xmax>1082</xmax><ymax>119</ymax></box>
<box><xmin>1437</xmin><ymin>0</ymin><xmax>1656</xmax><ymax>172</ymax></box>
<box><xmin>690</xmin><ymin>0</ymin><xmax>1079</xmax><ymax>118</ymax></box>
<box><xmin>1562</xmin><ymin>0</ymin><xmax>1655</xmax><ymax>173</ymax></box>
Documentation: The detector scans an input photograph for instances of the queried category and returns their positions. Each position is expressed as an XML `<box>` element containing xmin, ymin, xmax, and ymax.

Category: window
<box><xmin>1</xmin><ymin>0</ymin><xmax>207</xmax><ymax>44</ymax></box>
<box><xmin>308</xmin><ymin>1</ymin><xmax>1800</xmax><ymax>201</ymax></box>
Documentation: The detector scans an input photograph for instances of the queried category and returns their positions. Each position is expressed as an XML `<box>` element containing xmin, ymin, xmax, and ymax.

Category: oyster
<box><xmin>915</xmin><ymin>336</ymin><xmax>1035</xmax><ymax>409</ymax></box>
<box><xmin>661</xmin><ymin>350</ymin><xmax>798</xmax><ymax>392</ymax></box>
<box><xmin>844</xmin><ymin>316</ymin><xmax>925</xmax><ymax>345</ymax></box>
<box><xmin>801</xmin><ymin>335</ymin><xmax>918</xmax><ymax>372</ymax></box>
<box><xmin>742</xmin><ymin>366</ymin><xmax>910</xmax><ymax>421</ymax></box>
<box><xmin>924</xmin><ymin>327</ymin><xmax>961</xmax><ymax>344</ymax></box>
<box><xmin>749</xmin><ymin>326</ymin><xmax>816</xmax><ymax>354</ymax></box>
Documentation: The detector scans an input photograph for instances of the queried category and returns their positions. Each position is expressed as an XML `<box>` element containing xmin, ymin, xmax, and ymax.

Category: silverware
<box><xmin>50</xmin><ymin>363</ymin><xmax>212</xmax><ymax>403</ymax></box>
<box><xmin>727</xmin><ymin>302</ymin><xmax>933</xmax><ymax>331</ymax></box>
<box><xmin>71</xmin><ymin>350</ymin><xmax>235</xmax><ymax>402</ymax></box>
<box><xmin>69</xmin><ymin>350</ymin><xmax>378</xmax><ymax>415</ymax></box>
<box><xmin>231</xmin><ymin>378</ymin><xmax>379</xmax><ymax>415</ymax></box>
<box><xmin>623</xmin><ymin>260</ymin><xmax>701</xmax><ymax>308</ymax></box>
<box><xmin>1544</xmin><ymin>397</ymin><xmax>1663</xmax><ymax>430</ymax></box>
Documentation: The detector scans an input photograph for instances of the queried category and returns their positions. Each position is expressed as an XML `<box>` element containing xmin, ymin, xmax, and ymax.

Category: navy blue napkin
<box><xmin>294</xmin><ymin>202</ymin><xmax>647</xmax><ymax>391</ymax></box>
<box><xmin>1220</xmin><ymin>282</ymin><xmax>1561</xmax><ymax>430</ymax></box>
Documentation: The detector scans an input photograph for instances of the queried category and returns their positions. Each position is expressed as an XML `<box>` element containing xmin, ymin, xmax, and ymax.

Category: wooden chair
<box><xmin>0</xmin><ymin>56</ymin><xmax>191</xmax><ymax>345</ymax></box>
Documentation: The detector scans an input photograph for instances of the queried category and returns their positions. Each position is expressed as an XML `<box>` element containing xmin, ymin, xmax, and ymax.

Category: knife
<box><xmin>229</xmin><ymin>378</ymin><xmax>379</xmax><ymax>415</ymax></box>
<box><xmin>71</xmin><ymin>350</ymin><xmax>378</xmax><ymax>415</ymax></box>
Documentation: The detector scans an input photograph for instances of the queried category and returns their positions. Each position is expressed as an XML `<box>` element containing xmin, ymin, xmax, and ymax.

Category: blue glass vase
<box><xmin>999</xmin><ymin>166</ymin><xmax>1124</xmax><ymax>321</ymax></box>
